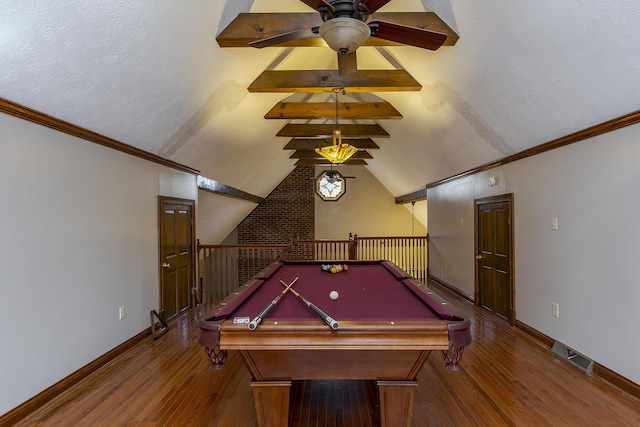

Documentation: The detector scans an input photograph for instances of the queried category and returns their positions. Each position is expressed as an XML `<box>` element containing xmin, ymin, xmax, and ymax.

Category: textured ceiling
<box><xmin>2</xmin><ymin>0</ymin><xmax>640</xmax><ymax>240</ymax></box>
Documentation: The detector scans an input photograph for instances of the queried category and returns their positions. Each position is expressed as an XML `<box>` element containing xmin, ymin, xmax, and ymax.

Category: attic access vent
<box><xmin>551</xmin><ymin>341</ymin><xmax>594</xmax><ymax>375</ymax></box>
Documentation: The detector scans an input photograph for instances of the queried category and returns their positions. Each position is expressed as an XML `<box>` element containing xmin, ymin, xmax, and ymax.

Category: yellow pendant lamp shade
<box><xmin>315</xmin><ymin>129</ymin><xmax>358</xmax><ymax>164</ymax></box>
<box><xmin>315</xmin><ymin>90</ymin><xmax>358</xmax><ymax>164</ymax></box>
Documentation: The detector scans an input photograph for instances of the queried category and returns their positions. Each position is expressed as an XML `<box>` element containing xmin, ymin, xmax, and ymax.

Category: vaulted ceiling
<box><xmin>2</xmin><ymin>0</ymin><xmax>640</xmax><ymax>239</ymax></box>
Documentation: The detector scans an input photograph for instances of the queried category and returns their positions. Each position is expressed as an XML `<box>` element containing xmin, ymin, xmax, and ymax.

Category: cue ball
<box><xmin>329</xmin><ymin>290</ymin><xmax>339</xmax><ymax>300</ymax></box>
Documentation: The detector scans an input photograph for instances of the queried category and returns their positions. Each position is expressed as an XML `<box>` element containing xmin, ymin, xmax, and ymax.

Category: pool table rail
<box><xmin>220</xmin><ymin>319</ymin><xmax>452</xmax><ymax>351</ymax></box>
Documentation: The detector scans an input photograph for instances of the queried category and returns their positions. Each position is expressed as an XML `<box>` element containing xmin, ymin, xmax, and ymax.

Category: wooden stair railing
<box><xmin>286</xmin><ymin>236</ymin><xmax>355</xmax><ymax>261</ymax></box>
<box><xmin>197</xmin><ymin>242</ymin><xmax>288</xmax><ymax>305</ymax></box>
<box><xmin>354</xmin><ymin>235</ymin><xmax>428</xmax><ymax>283</ymax></box>
<box><xmin>197</xmin><ymin>235</ymin><xmax>428</xmax><ymax>305</ymax></box>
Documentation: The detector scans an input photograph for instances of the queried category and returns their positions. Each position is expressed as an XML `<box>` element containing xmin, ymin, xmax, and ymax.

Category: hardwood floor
<box><xmin>13</xmin><ymin>284</ymin><xmax>640</xmax><ymax>426</ymax></box>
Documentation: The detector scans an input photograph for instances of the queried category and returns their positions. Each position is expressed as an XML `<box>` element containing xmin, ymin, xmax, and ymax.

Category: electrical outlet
<box><xmin>551</xmin><ymin>217</ymin><xmax>558</xmax><ymax>230</ymax></box>
<box><xmin>552</xmin><ymin>303</ymin><xmax>559</xmax><ymax>318</ymax></box>
<box><xmin>119</xmin><ymin>306</ymin><xmax>125</xmax><ymax>320</ymax></box>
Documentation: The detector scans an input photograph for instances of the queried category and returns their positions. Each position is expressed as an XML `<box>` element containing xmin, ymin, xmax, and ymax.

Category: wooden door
<box><xmin>159</xmin><ymin>197</ymin><xmax>195</xmax><ymax>320</ymax></box>
<box><xmin>475</xmin><ymin>195</ymin><xmax>514</xmax><ymax>324</ymax></box>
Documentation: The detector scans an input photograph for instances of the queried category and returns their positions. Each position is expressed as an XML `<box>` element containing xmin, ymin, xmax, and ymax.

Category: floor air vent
<box><xmin>551</xmin><ymin>341</ymin><xmax>594</xmax><ymax>375</ymax></box>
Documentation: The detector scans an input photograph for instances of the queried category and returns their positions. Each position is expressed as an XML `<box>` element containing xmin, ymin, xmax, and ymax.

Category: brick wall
<box><xmin>238</xmin><ymin>166</ymin><xmax>315</xmax><ymax>244</ymax></box>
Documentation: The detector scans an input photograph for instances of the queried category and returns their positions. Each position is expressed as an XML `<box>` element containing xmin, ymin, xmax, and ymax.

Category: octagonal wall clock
<box><xmin>315</xmin><ymin>170</ymin><xmax>346</xmax><ymax>201</ymax></box>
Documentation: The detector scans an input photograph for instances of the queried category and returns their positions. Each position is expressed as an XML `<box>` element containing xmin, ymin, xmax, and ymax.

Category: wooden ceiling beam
<box><xmin>265</xmin><ymin>102</ymin><xmax>402</xmax><ymax>120</ymax></box>
<box><xmin>216</xmin><ymin>12</ymin><xmax>459</xmax><ymax>47</ymax></box>
<box><xmin>277</xmin><ymin>123</ymin><xmax>389</xmax><ymax>138</ymax></box>
<box><xmin>295</xmin><ymin>158</ymin><xmax>368</xmax><ymax>166</ymax></box>
<box><xmin>197</xmin><ymin>176</ymin><xmax>266</xmax><ymax>204</ymax></box>
<box><xmin>289</xmin><ymin>150</ymin><xmax>373</xmax><ymax>159</ymax></box>
<box><xmin>395</xmin><ymin>188</ymin><xmax>428</xmax><ymax>204</ymax></box>
<box><xmin>283</xmin><ymin>138</ymin><xmax>380</xmax><ymax>150</ymax></box>
<box><xmin>248</xmin><ymin>70</ymin><xmax>421</xmax><ymax>93</ymax></box>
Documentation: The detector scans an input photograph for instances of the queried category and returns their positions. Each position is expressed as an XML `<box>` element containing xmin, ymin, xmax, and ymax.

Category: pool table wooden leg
<box><xmin>251</xmin><ymin>380</ymin><xmax>291</xmax><ymax>427</ymax></box>
<box><xmin>378</xmin><ymin>380</ymin><xmax>417</xmax><ymax>427</ymax></box>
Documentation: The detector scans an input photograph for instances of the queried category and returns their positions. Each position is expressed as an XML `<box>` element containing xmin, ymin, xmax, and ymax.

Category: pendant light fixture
<box><xmin>315</xmin><ymin>88</ymin><xmax>358</xmax><ymax>164</ymax></box>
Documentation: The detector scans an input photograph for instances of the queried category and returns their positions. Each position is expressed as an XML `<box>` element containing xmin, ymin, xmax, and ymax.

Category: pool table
<box><xmin>198</xmin><ymin>260</ymin><xmax>471</xmax><ymax>427</ymax></box>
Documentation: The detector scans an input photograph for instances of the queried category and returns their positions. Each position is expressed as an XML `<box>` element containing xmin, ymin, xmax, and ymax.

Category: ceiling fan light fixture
<box><xmin>319</xmin><ymin>17</ymin><xmax>370</xmax><ymax>53</ymax></box>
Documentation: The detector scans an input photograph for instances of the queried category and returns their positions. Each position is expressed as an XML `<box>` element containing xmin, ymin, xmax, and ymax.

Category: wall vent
<box><xmin>551</xmin><ymin>341</ymin><xmax>594</xmax><ymax>375</ymax></box>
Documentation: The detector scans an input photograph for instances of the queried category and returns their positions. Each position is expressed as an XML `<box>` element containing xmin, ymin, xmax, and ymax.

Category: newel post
<box><xmin>348</xmin><ymin>233</ymin><xmax>358</xmax><ymax>260</ymax></box>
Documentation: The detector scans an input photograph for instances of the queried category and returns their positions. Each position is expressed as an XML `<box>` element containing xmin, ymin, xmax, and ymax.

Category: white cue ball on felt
<box><xmin>329</xmin><ymin>290</ymin><xmax>339</xmax><ymax>300</ymax></box>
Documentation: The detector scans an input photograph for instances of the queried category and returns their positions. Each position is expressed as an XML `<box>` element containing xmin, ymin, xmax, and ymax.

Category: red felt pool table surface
<box><xmin>199</xmin><ymin>260</ymin><xmax>471</xmax><ymax>355</ymax></box>
<box><xmin>218</xmin><ymin>260</ymin><xmax>454</xmax><ymax>322</ymax></box>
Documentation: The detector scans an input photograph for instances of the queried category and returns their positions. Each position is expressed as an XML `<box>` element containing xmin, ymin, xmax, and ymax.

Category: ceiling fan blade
<box><xmin>338</xmin><ymin>50</ymin><xmax>357</xmax><ymax>75</ymax></box>
<box><xmin>249</xmin><ymin>27</ymin><xmax>317</xmax><ymax>48</ymax></box>
<box><xmin>299</xmin><ymin>0</ymin><xmax>335</xmax><ymax>12</ymax></box>
<box><xmin>369</xmin><ymin>20</ymin><xmax>447</xmax><ymax>50</ymax></box>
<box><xmin>354</xmin><ymin>0</ymin><xmax>392</xmax><ymax>15</ymax></box>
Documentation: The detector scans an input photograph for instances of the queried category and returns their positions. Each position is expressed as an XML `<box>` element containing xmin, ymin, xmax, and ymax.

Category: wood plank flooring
<box><xmin>13</xmin><ymin>283</ymin><xmax>640</xmax><ymax>426</ymax></box>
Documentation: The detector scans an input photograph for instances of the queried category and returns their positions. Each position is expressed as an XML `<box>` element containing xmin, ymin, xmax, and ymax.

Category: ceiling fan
<box><xmin>249</xmin><ymin>0</ymin><xmax>448</xmax><ymax>75</ymax></box>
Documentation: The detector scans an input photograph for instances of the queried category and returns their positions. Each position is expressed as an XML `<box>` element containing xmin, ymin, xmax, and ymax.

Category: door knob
<box><xmin>475</xmin><ymin>255</ymin><xmax>485</xmax><ymax>260</ymax></box>
<box><xmin>162</xmin><ymin>262</ymin><xmax>172</xmax><ymax>268</ymax></box>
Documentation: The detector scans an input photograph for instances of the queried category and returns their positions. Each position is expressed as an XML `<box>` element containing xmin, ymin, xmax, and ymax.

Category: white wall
<box><xmin>315</xmin><ymin>165</ymin><xmax>427</xmax><ymax>239</ymax></box>
<box><xmin>427</xmin><ymin>122</ymin><xmax>640</xmax><ymax>385</ymax></box>
<box><xmin>0</xmin><ymin>112</ymin><xmax>197</xmax><ymax>415</ymax></box>
<box><xmin>197</xmin><ymin>190</ymin><xmax>257</xmax><ymax>244</ymax></box>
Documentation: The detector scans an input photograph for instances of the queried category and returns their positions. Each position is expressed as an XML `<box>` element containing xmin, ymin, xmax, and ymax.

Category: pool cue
<box><xmin>279</xmin><ymin>280</ymin><xmax>339</xmax><ymax>330</ymax></box>
<box><xmin>248</xmin><ymin>277</ymin><xmax>298</xmax><ymax>330</ymax></box>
